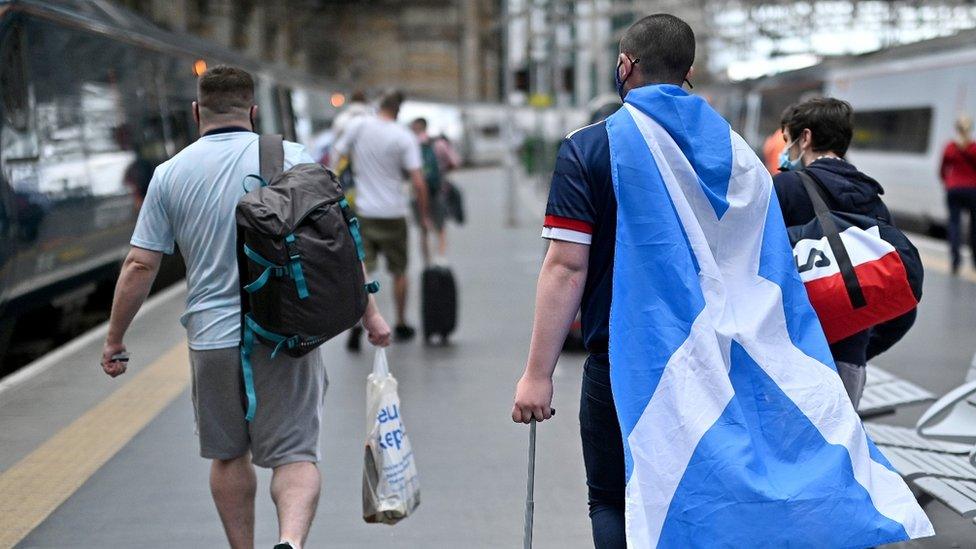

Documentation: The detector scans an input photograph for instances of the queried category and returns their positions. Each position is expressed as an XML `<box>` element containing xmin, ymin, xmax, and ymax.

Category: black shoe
<box><xmin>273</xmin><ymin>544</ymin><xmax>293</xmax><ymax>549</ymax></box>
<box><xmin>346</xmin><ymin>326</ymin><xmax>363</xmax><ymax>352</ymax></box>
<box><xmin>394</xmin><ymin>324</ymin><xmax>416</xmax><ymax>342</ymax></box>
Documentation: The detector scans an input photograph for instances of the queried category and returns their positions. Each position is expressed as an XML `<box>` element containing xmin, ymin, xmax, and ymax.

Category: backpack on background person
<box><xmin>788</xmin><ymin>169</ymin><xmax>923</xmax><ymax>343</ymax></box>
<box><xmin>236</xmin><ymin>134</ymin><xmax>379</xmax><ymax>420</ymax></box>
<box><xmin>420</xmin><ymin>142</ymin><xmax>442</xmax><ymax>196</ymax></box>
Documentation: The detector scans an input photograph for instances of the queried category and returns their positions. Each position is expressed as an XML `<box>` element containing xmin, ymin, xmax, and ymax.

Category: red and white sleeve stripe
<box><xmin>541</xmin><ymin>214</ymin><xmax>593</xmax><ymax>245</ymax></box>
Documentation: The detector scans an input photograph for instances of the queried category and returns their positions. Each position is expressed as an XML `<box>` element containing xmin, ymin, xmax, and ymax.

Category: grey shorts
<box><xmin>189</xmin><ymin>346</ymin><xmax>328</xmax><ymax>469</ymax></box>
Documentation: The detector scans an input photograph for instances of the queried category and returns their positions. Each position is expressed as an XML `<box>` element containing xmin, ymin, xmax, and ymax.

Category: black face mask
<box><xmin>614</xmin><ymin>56</ymin><xmax>639</xmax><ymax>102</ymax></box>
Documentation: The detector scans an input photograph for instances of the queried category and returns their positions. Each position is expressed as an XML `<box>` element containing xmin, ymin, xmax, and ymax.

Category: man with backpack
<box><xmin>774</xmin><ymin>97</ymin><xmax>918</xmax><ymax>407</ymax></box>
<box><xmin>100</xmin><ymin>65</ymin><xmax>391</xmax><ymax>549</ymax></box>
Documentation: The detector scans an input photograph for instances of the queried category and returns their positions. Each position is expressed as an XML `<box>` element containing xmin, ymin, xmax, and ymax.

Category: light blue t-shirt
<box><xmin>131</xmin><ymin>130</ymin><xmax>314</xmax><ymax>350</ymax></box>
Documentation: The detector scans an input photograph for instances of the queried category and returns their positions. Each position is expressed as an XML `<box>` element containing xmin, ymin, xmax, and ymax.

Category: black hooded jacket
<box><xmin>773</xmin><ymin>157</ymin><xmax>913</xmax><ymax>365</ymax></box>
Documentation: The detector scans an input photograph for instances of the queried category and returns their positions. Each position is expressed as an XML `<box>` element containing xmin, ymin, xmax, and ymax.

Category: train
<box><xmin>0</xmin><ymin>0</ymin><xmax>341</xmax><ymax>365</ymax></box>
<box><xmin>708</xmin><ymin>28</ymin><xmax>976</xmax><ymax>232</ymax></box>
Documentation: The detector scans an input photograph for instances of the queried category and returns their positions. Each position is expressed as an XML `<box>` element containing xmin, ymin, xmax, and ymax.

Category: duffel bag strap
<box><xmin>240</xmin><ymin>313</ymin><xmax>301</xmax><ymax>422</ymax></box>
<box><xmin>797</xmin><ymin>170</ymin><xmax>867</xmax><ymax>309</ymax></box>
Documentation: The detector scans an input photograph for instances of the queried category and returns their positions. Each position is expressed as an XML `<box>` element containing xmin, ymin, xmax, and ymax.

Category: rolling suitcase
<box><xmin>421</xmin><ymin>265</ymin><xmax>457</xmax><ymax>344</ymax></box>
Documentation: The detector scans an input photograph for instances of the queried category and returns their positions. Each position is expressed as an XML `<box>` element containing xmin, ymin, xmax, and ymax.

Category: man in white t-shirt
<box><xmin>99</xmin><ymin>66</ymin><xmax>390</xmax><ymax>549</ymax></box>
<box><xmin>333</xmin><ymin>90</ymin><xmax>430</xmax><ymax>348</ymax></box>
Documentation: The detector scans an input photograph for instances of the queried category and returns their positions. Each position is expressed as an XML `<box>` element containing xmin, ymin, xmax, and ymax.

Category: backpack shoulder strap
<box><xmin>796</xmin><ymin>170</ymin><xmax>867</xmax><ymax>310</ymax></box>
<box><xmin>259</xmin><ymin>134</ymin><xmax>285</xmax><ymax>183</ymax></box>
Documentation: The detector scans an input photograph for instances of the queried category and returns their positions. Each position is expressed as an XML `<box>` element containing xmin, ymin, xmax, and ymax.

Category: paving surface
<box><xmin>1</xmin><ymin>166</ymin><xmax>975</xmax><ymax>548</ymax></box>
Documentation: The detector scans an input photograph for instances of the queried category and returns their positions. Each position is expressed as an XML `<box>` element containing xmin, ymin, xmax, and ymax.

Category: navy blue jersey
<box><xmin>543</xmin><ymin>121</ymin><xmax>616</xmax><ymax>353</ymax></box>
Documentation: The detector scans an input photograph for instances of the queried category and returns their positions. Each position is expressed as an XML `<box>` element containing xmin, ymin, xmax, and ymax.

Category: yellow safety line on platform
<box><xmin>0</xmin><ymin>343</ymin><xmax>189</xmax><ymax>548</ymax></box>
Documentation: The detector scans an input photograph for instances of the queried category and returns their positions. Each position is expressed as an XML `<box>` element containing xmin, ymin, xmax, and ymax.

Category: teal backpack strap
<box><xmin>242</xmin><ymin>245</ymin><xmax>287</xmax><ymax>293</ymax></box>
<box><xmin>242</xmin><ymin>174</ymin><xmax>268</xmax><ymax>192</ymax></box>
<box><xmin>339</xmin><ymin>198</ymin><xmax>367</xmax><ymax>261</ymax></box>
<box><xmin>241</xmin><ymin>314</ymin><xmax>300</xmax><ymax>422</ymax></box>
<box><xmin>338</xmin><ymin>199</ymin><xmax>380</xmax><ymax>294</ymax></box>
<box><xmin>240</xmin><ymin>315</ymin><xmax>259</xmax><ymax>422</ymax></box>
<box><xmin>284</xmin><ymin>234</ymin><xmax>310</xmax><ymax>299</ymax></box>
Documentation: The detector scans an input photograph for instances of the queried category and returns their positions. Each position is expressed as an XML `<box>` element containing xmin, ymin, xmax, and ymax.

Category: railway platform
<box><xmin>1</xmin><ymin>167</ymin><xmax>976</xmax><ymax>548</ymax></box>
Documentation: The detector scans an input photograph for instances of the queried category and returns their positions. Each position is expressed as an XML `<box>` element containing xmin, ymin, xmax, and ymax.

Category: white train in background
<box><xmin>719</xmin><ymin>28</ymin><xmax>976</xmax><ymax>231</ymax></box>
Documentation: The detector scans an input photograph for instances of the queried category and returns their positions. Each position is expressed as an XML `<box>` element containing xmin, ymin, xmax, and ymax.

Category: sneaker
<box><xmin>394</xmin><ymin>324</ymin><xmax>416</xmax><ymax>342</ymax></box>
<box><xmin>273</xmin><ymin>544</ymin><xmax>293</xmax><ymax>549</ymax></box>
<box><xmin>346</xmin><ymin>326</ymin><xmax>363</xmax><ymax>352</ymax></box>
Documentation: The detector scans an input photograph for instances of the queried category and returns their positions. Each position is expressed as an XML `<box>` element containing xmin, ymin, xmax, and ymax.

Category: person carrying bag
<box><xmin>774</xmin><ymin>97</ymin><xmax>923</xmax><ymax>408</ymax></box>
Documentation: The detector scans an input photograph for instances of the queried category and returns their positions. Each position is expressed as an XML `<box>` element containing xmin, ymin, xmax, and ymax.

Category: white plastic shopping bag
<box><xmin>362</xmin><ymin>348</ymin><xmax>420</xmax><ymax>524</ymax></box>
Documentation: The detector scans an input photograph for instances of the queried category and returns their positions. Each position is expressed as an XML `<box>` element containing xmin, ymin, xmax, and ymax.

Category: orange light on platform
<box><xmin>193</xmin><ymin>59</ymin><xmax>208</xmax><ymax>76</ymax></box>
<box><xmin>330</xmin><ymin>93</ymin><xmax>346</xmax><ymax>108</ymax></box>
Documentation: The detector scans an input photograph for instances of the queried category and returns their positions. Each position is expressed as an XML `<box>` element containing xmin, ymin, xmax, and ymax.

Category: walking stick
<box><xmin>523</xmin><ymin>419</ymin><xmax>537</xmax><ymax>549</ymax></box>
<box><xmin>523</xmin><ymin>409</ymin><xmax>553</xmax><ymax>549</ymax></box>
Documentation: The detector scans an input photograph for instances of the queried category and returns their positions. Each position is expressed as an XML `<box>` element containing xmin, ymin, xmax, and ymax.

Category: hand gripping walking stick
<box><xmin>523</xmin><ymin>409</ymin><xmax>553</xmax><ymax>549</ymax></box>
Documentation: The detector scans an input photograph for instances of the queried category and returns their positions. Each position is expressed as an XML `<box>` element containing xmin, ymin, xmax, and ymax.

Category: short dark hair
<box><xmin>198</xmin><ymin>65</ymin><xmax>254</xmax><ymax>114</ymax></box>
<box><xmin>351</xmin><ymin>90</ymin><xmax>367</xmax><ymax>103</ymax></box>
<box><xmin>783</xmin><ymin>98</ymin><xmax>854</xmax><ymax>156</ymax></box>
<box><xmin>379</xmin><ymin>90</ymin><xmax>405</xmax><ymax>115</ymax></box>
<box><xmin>619</xmin><ymin>14</ymin><xmax>695</xmax><ymax>84</ymax></box>
<box><xmin>411</xmin><ymin>117</ymin><xmax>428</xmax><ymax>130</ymax></box>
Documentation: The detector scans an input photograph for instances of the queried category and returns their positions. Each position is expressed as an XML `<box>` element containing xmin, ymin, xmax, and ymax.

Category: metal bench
<box><xmin>857</xmin><ymin>364</ymin><xmax>936</xmax><ymax>418</ymax></box>
<box><xmin>912</xmin><ymin>477</ymin><xmax>976</xmax><ymax>519</ymax></box>
<box><xmin>917</xmin><ymin>380</ymin><xmax>976</xmax><ymax>445</ymax></box>
<box><xmin>864</xmin><ymin>423</ymin><xmax>972</xmax><ymax>454</ymax></box>
<box><xmin>866</xmin><ymin>381</ymin><xmax>976</xmax><ymax>525</ymax></box>
<box><xmin>876</xmin><ymin>446</ymin><xmax>976</xmax><ymax>481</ymax></box>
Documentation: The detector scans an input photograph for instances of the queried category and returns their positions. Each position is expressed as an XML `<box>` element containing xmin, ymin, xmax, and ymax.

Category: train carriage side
<box><xmin>827</xmin><ymin>38</ymin><xmax>976</xmax><ymax>229</ymax></box>
<box><xmin>0</xmin><ymin>2</ymin><xmax>320</xmax><ymax>365</ymax></box>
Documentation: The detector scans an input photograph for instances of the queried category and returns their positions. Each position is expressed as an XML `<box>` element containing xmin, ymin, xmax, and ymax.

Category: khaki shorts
<box><xmin>359</xmin><ymin>216</ymin><xmax>409</xmax><ymax>275</ymax></box>
<box><xmin>189</xmin><ymin>346</ymin><xmax>328</xmax><ymax>469</ymax></box>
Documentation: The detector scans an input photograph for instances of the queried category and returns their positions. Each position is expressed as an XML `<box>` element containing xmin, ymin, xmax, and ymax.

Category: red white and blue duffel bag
<box><xmin>787</xmin><ymin>170</ymin><xmax>923</xmax><ymax>343</ymax></box>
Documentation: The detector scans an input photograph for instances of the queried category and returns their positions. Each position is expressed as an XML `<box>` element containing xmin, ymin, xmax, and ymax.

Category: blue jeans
<box><xmin>579</xmin><ymin>353</ymin><xmax>626</xmax><ymax>548</ymax></box>
<box><xmin>946</xmin><ymin>187</ymin><xmax>976</xmax><ymax>271</ymax></box>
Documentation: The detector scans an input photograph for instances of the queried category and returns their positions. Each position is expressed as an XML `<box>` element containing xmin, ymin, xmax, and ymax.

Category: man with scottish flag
<box><xmin>511</xmin><ymin>13</ymin><xmax>933</xmax><ymax>549</ymax></box>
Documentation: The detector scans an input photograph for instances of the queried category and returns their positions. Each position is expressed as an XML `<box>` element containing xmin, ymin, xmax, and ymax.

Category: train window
<box><xmin>1</xmin><ymin>26</ymin><xmax>29</xmax><ymax>133</ymax></box>
<box><xmin>851</xmin><ymin>108</ymin><xmax>933</xmax><ymax>154</ymax></box>
<box><xmin>1</xmin><ymin>23</ymin><xmax>39</xmax><ymax>163</ymax></box>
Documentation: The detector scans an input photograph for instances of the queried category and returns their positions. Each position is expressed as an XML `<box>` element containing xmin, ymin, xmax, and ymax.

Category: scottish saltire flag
<box><xmin>606</xmin><ymin>85</ymin><xmax>933</xmax><ymax>548</ymax></box>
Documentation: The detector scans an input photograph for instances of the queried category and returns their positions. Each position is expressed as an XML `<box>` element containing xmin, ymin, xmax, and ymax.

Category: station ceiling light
<box><xmin>330</xmin><ymin>93</ymin><xmax>346</xmax><ymax>108</ymax></box>
<box><xmin>193</xmin><ymin>59</ymin><xmax>207</xmax><ymax>76</ymax></box>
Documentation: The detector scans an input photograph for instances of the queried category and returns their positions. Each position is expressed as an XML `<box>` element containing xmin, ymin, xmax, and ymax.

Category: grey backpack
<box><xmin>236</xmin><ymin>135</ymin><xmax>377</xmax><ymax>421</ymax></box>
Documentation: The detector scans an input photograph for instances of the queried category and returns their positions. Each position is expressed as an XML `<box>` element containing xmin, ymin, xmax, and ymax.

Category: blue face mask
<box><xmin>778</xmin><ymin>139</ymin><xmax>803</xmax><ymax>171</ymax></box>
